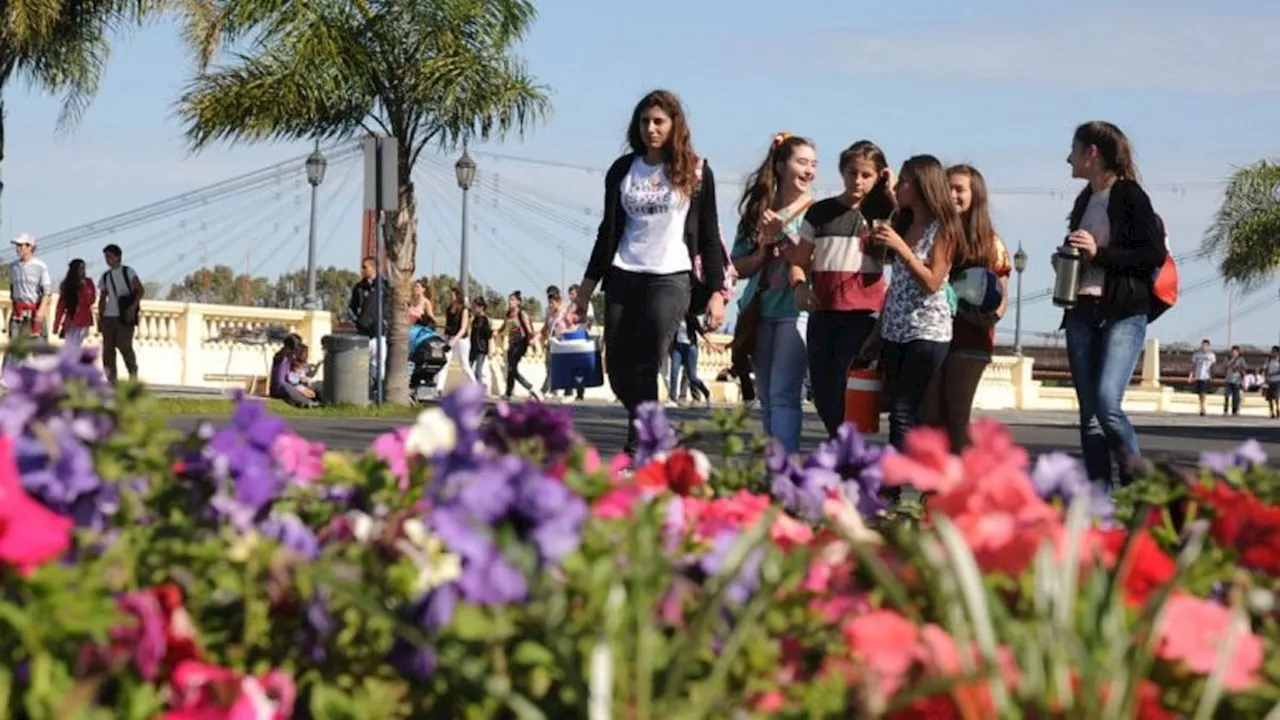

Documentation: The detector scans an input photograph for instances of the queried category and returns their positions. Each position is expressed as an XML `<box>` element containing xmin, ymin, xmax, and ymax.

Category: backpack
<box><xmin>1149</xmin><ymin>215</ymin><xmax>1178</xmax><ymax>322</ymax></box>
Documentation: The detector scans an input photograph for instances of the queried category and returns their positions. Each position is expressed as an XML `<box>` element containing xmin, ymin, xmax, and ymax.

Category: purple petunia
<box><xmin>1031</xmin><ymin>452</ymin><xmax>1114</xmax><ymax>520</ymax></box>
<box><xmin>1200</xmin><ymin>440</ymin><xmax>1267</xmax><ymax>476</ymax></box>
<box><xmin>487</xmin><ymin>400</ymin><xmax>577</xmax><ymax>459</ymax></box>
<box><xmin>632</xmin><ymin>402</ymin><xmax>678</xmax><ymax>468</ymax></box>
<box><xmin>426</xmin><ymin>454</ymin><xmax>587</xmax><ymax>607</ymax></box>
<box><xmin>769</xmin><ymin>423</ymin><xmax>891</xmax><ymax>522</ymax></box>
<box><xmin>695</xmin><ymin>530</ymin><xmax>765</xmax><ymax>607</ymax></box>
<box><xmin>206</xmin><ymin>395</ymin><xmax>290</xmax><ymax>511</ymax></box>
<box><xmin>1</xmin><ymin>346</ymin><xmax>119</xmax><ymax>529</ymax></box>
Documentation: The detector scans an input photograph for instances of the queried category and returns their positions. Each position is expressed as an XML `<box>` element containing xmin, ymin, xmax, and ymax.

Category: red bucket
<box><xmin>844</xmin><ymin>368</ymin><xmax>882</xmax><ymax>435</ymax></box>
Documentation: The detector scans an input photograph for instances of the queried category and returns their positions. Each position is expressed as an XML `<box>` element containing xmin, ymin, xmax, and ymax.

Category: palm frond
<box><xmin>178</xmin><ymin>21</ymin><xmax>377</xmax><ymax>148</ymax></box>
<box><xmin>1202</xmin><ymin>160</ymin><xmax>1280</xmax><ymax>291</ymax></box>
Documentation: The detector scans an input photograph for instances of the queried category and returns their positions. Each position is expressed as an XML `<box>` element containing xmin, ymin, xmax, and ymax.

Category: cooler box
<box><xmin>549</xmin><ymin>333</ymin><xmax>604</xmax><ymax>391</ymax></box>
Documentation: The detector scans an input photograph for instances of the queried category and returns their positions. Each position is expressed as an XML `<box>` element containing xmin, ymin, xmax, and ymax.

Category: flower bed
<box><xmin>3</xmin><ymin>347</ymin><xmax>1280</xmax><ymax>719</ymax></box>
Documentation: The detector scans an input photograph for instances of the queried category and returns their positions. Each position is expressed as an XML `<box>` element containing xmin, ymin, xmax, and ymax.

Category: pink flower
<box><xmin>0</xmin><ymin>434</ymin><xmax>72</xmax><ymax>575</ymax></box>
<box><xmin>165</xmin><ymin>660</ymin><xmax>295</xmax><ymax>720</ymax></box>
<box><xmin>682</xmin><ymin>491</ymin><xmax>771</xmax><ymax>539</ymax></box>
<box><xmin>842</xmin><ymin>610</ymin><xmax>920</xmax><ymax>696</ymax></box>
<box><xmin>592</xmin><ymin>486</ymin><xmax>643</xmax><ymax>519</ymax></box>
<box><xmin>270</xmin><ymin>432</ymin><xmax>325</xmax><ymax>484</ymax></box>
<box><xmin>548</xmin><ymin>446</ymin><xmax>603</xmax><ymax>481</ymax></box>
<box><xmin>1157</xmin><ymin>592</ymin><xmax>1263</xmax><ymax>692</ymax></box>
<box><xmin>769</xmin><ymin>514</ymin><xmax>814</xmax><ymax>550</ymax></box>
<box><xmin>886</xmin><ymin>422</ymin><xmax>1063</xmax><ymax>577</ymax></box>
<box><xmin>371</xmin><ymin>427</ymin><xmax>411</xmax><ymax>488</ymax></box>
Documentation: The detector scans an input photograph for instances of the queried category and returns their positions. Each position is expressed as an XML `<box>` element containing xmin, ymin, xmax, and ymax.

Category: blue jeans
<box><xmin>668</xmin><ymin>342</ymin><xmax>708</xmax><ymax>402</ymax></box>
<box><xmin>1063</xmin><ymin>307</ymin><xmax>1146</xmax><ymax>487</ymax></box>
<box><xmin>754</xmin><ymin>315</ymin><xmax>808</xmax><ymax>454</ymax></box>
<box><xmin>1224</xmin><ymin>382</ymin><xmax>1242</xmax><ymax>415</ymax></box>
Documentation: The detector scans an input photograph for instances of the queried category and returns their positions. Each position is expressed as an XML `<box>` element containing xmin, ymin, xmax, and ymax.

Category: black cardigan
<box><xmin>1066</xmin><ymin>178</ymin><xmax>1167</xmax><ymax>320</ymax></box>
<box><xmin>583</xmin><ymin>153</ymin><xmax>726</xmax><ymax>312</ymax></box>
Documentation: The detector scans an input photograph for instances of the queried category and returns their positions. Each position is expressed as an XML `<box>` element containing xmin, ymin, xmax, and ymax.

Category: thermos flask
<box><xmin>1052</xmin><ymin>243</ymin><xmax>1083</xmax><ymax>308</ymax></box>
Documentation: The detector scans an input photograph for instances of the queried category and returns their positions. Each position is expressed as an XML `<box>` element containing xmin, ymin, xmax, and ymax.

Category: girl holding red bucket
<box><xmin>920</xmin><ymin>165</ymin><xmax>1011</xmax><ymax>451</ymax></box>
<box><xmin>855</xmin><ymin>156</ymin><xmax>962</xmax><ymax>452</ymax></box>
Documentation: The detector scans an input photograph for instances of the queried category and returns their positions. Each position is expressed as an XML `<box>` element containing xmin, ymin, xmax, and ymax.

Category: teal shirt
<box><xmin>731</xmin><ymin>212</ymin><xmax>805</xmax><ymax>319</ymax></box>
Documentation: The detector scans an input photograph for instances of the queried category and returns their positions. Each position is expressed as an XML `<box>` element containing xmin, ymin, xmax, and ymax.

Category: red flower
<box><xmin>1195</xmin><ymin>482</ymin><xmax>1280</xmax><ymax>576</ymax></box>
<box><xmin>635</xmin><ymin>449</ymin><xmax>709</xmax><ymax>495</ymax></box>
<box><xmin>1094</xmin><ymin>529</ymin><xmax>1176</xmax><ymax>607</ymax></box>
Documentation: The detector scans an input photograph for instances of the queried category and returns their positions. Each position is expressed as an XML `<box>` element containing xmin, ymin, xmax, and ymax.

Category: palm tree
<box><xmin>1202</xmin><ymin>160</ymin><xmax>1280</xmax><ymax>291</ymax></box>
<box><xmin>1</xmin><ymin>0</ymin><xmax>140</xmax><ymax>228</ymax></box>
<box><xmin>177</xmin><ymin>0</ymin><xmax>551</xmax><ymax>404</ymax></box>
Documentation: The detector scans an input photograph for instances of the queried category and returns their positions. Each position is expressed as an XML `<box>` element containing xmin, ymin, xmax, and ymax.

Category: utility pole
<box><xmin>1227</xmin><ymin>293</ymin><xmax>1234</xmax><ymax>348</ymax></box>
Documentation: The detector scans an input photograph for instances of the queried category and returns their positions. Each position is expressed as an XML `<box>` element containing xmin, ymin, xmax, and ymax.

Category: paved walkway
<box><xmin>166</xmin><ymin>402</ymin><xmax>1280</xmax><ymax>462</ymax></box>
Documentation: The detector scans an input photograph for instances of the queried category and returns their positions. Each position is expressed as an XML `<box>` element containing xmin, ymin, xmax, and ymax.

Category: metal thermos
<box><xmin>1052</xmin><ymin>244</ymin><xmax>1082</xmax><ymax>308</ymax></box>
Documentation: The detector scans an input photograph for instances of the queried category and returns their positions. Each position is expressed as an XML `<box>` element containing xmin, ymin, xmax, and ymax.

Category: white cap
<box><xmin>10</xmin><ymin>233</ymin><xmax>35</xmax><ymax>247</ymax></box>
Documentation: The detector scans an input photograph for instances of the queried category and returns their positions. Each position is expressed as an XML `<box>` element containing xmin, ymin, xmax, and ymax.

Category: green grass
<box><xmin>151</xmin><ymin>397</ymin><xmax>424</xmax><ymax>418</ymax></box>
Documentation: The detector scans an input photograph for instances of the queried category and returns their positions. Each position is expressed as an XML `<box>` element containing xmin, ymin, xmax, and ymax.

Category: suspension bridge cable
<box><xmin>417</xmin><ymin>168</ymin><xmax>544</xmax><ymax>291</ymax></box>
<box><xmin>463</xmin><ymin>149</ymin><xmax>1233</xmax><ymax>198</ymax></box>
<box><xmin>36</xmin><ymin>142</ymin><xmax>362</xmax><ymax>253</ymax></box>
<box><xmin>281</xmin><ymin>157</ymin><xmax>360</xmax><ymax>271</ymax></box>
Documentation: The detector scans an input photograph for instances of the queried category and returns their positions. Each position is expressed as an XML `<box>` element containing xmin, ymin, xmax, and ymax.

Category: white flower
<box><xmin>395</xmin><ymin>518</ymin><xmax>463</xmax><ymax>594</ymax></box>
<box><xmin>348</xmin><ymin>510</ymin><xmax>379</xmax><ymax>544</ymax></box>
<box><xmin>404</xmin><ymin>407</ymin><xmax>458</xmax><ymax>459</ymax></box>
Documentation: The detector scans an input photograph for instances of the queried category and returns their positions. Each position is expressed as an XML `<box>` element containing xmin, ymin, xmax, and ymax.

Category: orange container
<box><xmin>844</xmin><ymin>368</ymin><xmax>882</xmax><ymax>435</ymax></box>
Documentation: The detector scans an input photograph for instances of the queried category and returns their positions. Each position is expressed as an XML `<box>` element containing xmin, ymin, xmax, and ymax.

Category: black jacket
<box><xmin>348</xmin><ymin>277</ymin><xmax>393</xmax><ymax>338</ymax></box>
<box><xmin>584</xmin><ymin>153</ymin><xmax>726</xmax><ymax>313</ymax></box>
<box><xmin>1066</xmin><ymin>178</ymin><xmax>1167</xmax><ymax>321</ymax></box>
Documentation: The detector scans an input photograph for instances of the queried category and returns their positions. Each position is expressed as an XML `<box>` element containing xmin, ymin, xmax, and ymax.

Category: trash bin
<box><xmin>322</xmin><ymin>334</ymin><xmax>371</xmax><ymax>406</ymax></box>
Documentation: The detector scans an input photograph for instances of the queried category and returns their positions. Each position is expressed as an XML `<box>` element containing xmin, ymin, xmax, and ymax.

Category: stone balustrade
<box><xmin>4</xmin><ymin>291</ymin><xmax>1254</xmax><ymax>414</ymax></box>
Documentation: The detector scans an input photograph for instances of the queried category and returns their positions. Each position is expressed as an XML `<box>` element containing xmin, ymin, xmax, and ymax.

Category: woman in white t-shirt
<box><xmin>574</xmin><ymin>90</ymin><xmax>727</xmax><ymax>456</ymax></box>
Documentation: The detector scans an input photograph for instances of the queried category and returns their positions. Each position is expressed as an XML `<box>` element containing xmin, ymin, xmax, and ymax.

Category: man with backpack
<box><xmin>99</xmin><ymin>243</ymin><xmax>144</xmax><ymax>384</ymax></box>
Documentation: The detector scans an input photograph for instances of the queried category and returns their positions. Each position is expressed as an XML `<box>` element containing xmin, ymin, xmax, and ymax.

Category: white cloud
<box><xmin>799</xmin><ymin>10</ymin><xmax>1280</xmax><ymax>95</ymax></box>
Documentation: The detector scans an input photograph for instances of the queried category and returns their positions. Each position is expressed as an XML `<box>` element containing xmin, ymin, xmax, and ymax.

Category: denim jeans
<box><xmin>754</xmin><ymin>315</ymin><xmax>809</xmax><ymax>454</ymax></box>
<box><xmin>1063</xmin><ymin>307</ymin><xmax>1146</xmax><ymax>487</ymax></box>
<box><xmin>1223</xmin><ymin>383</ymin><xmax>1242</xmax><ymax>415</ymax></box>
<box><xmin>880</xmin><ymin>340</ymin><xmax>949</xmax><ymax>451</ymax></box>
<box><xmin>669</xmin><ymin>342</ymin><xmax>708</xmax><ymax>401</ymax></box>
<box><xmin>807</xmin><ymin>310</ymin><xmax>877</xmax><ymax>437</ymax></box>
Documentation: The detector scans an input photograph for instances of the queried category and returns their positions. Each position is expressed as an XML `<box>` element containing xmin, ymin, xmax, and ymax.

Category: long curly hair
<box><xmin>626</xmin><ymin>90</ymin><xmax>700</xmax><ymax>198</ymax></box>
<box><xmin>736</xmin><ymin>132</ymin><xmax>815</xmax><ymax>243</ymax></box>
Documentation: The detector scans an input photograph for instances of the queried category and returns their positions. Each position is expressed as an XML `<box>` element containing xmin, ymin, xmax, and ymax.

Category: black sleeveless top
<box><xmin>444</xmin><ymin>305</ymin><xmax>463</xmax><ymax>337</ymax></box>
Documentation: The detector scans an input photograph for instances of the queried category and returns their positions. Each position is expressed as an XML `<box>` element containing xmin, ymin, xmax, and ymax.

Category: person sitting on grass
<box><xmin>270</xmin><ymin>334</ymin><xmax>317</xmax><ymax>408</ymax></box>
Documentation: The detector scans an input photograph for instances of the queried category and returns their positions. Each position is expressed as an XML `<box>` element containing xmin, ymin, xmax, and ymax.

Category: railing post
<box><xmin>179</xmin><ymin>304</ymin><xmax>205</xmax><ymax>386</ymax></box>
<box><xmin>1140</xmin><ymin>337</ymin><xmax>1161</xmax><ymax>389</ymax></box>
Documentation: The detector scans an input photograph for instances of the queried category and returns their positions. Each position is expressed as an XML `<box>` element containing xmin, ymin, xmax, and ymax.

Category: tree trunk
<box><xmin>383</xmin><ymin>155</ymin><xmax>418</xmax><ymax>405</ymax></box>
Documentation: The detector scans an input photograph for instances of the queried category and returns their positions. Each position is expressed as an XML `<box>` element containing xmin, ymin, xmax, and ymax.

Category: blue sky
<box><xmin>5</xmin><ymin>0</ymin><xmax>1280</xmax><ymax>346</ymax></box>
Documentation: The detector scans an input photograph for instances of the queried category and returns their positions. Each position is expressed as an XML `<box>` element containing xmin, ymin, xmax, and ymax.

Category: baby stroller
<box><xmin>408</xmin><ymin>323</ymin><xmax>449</xmax><ymax>398</ymax></box>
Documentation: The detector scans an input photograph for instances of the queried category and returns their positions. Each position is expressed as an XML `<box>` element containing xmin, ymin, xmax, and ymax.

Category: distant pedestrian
<box><xmin>348</xmin><ymin>257</ymin><xmax>393</xmax><ymax>390</ymax></box>
<box><xmin>1223</xmin><ymin>345</ymin><xmax>1246</xmax><ymax>416</ymax></box>
<box><xmin>1188</xmin><ymin>338</ymin><xmax>1215</xmax><ymax>416</ymax></box>
<box><xmin>469</xmin><ymin>297</ymin><xmax>492</xmax><ymax>391</ymax></box>
<box><xmin>4</xmin><ymin>234</ymin><xmax>53</xmax><ymax>369</ymax></box>
<box><xmin>98</xmin><ymin>244</ymin><xmax>143</xmax><ymax>384</ymax></box>
<box><xmin>500</xmin><ymin>291</ymin><xmax>538</xmax><ymax>401</ymax></box>
<box><xmin>54</xmin><ymin>258</ymin><xmax>96</xmax><ymax>348</ymax></box>
<box><xmin>1265</xmin><ymin>346</ymin><xmax>1280</xmax><ymax>419</ymax></box>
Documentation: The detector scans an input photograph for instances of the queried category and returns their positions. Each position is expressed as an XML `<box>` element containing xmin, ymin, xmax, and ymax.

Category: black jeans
<box><xmin>100</xmin><ymin>316</ymin><xmax>138</xmax><ymax>384</ymax></box>
<box><xmin>807</xmin><ymin>310</ymin><xmax>877</xmax><ymax>437</ymax></box>
<box><xmin>880</xmin><ymin>339</ymin><xmax>949</xmax><ymax>451</ymax></box>
<box><xmin>1224</xmin><ymin>382</ymin><xmax>1243</xmax><ymax>415</ymax></box>
<box><xmin>505</xmin><ymin>340</ymin><xmax>534</xmax><ymax>397</ymax></box>
<box><xmin>604</xmin><ymin>269</ymin><xmax>691</xmax><ymax>452</ymax></box>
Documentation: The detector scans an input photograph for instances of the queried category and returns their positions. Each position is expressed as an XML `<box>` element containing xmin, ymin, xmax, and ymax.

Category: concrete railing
<box><xmin>4</xmin><ymin>291</ymin><xmax>1251</xmax><ymax>414</ymax></box>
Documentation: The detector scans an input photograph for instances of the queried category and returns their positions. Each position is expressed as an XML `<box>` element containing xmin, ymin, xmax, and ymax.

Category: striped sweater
<box><xmin>799</xmin><ymin>197</ymin><xmax>887</xmax><ymax>312</ymax></box>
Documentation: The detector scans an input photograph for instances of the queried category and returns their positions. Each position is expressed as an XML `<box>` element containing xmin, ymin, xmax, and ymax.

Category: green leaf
<box><xmin>511</xmin><ymin>640</ymin><xmax>554</xmax><ymax>667</ymax></box>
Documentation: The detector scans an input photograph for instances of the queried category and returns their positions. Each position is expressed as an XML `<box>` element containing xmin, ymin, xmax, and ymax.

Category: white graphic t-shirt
<box><xmin>612</xmin><ymin>156</ymin><xmax>693</xmax><ymax>275</ymax></box>
<box><xmin>1190</xmin><ymin>349</ymin><xmax>1216</xmax><ymax>381</ymax></box>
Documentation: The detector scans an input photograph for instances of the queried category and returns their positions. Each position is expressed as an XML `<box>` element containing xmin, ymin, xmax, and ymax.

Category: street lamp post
<box><xmin>303</xmin><ymin>140</ymin><xmax>328</xmax><ymax>310</ymax></box>
<box><xmin>454</xmin><ymin>147</ymin><xmax>477</xmax><ymax>305</ymax></box>
<box><xmin>1013</xmin><ymin>244</ymin><xmax>1028</xmax><ymax>356</ymax></box>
